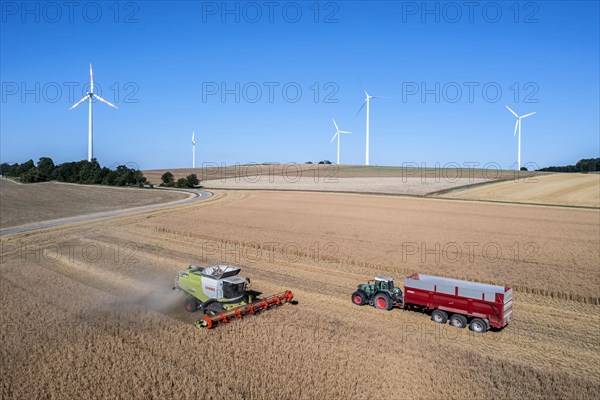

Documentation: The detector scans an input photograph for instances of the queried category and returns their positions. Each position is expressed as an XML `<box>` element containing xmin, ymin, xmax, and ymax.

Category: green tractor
<box><xmin>351</xmin><ymin>276</ymin><xmax>404</xmax><ymax>310</ymax></box>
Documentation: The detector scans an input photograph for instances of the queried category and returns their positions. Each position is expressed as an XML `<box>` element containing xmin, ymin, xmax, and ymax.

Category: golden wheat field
<box><xmin>1</xmin><ymin>189</ymin><xmax>599</xmax><ymax>399</ymax></box>
<box><xmin>445</xmin><ymin>173</ymin><xmax>600</xmax><ymax>208</ymax></box>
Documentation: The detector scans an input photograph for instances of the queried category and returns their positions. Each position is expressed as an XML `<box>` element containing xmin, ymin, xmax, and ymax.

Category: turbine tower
<box><xmin>192</xmin><ymin>131</ymin><xmax>196</xmax><ymax>168</ymax></box>
<box><xmin>69</xmin><ymin>64</ymin><xmax>118</xmax><ymax>161</ymax></box>
<box><xmin>505</xmin><ymin>106</ymin><xmax>536</xmax><ymax>171</ymax></box>
<box><xmin>330</xmin><ymin>118</ymin><xmax>351</xmax><ymax>165</ymax></box>
<box><xmin>357</xmin><ymin>89</ymin><xmax>385</xmax><ymax>166</ymax></box>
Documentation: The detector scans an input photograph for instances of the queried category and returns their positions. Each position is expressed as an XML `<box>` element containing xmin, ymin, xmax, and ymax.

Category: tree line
<box><xmin>0</xmin><ymin>158</ymin><xmax>148</xmax><ymax>186</ymax></box>
<box><xmin>538</xmin><ymin>158</ymin><xmax>599</xmax><ymax>173</ymax></box>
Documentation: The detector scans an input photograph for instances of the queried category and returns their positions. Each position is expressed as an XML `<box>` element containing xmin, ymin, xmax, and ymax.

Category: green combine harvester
<box><xmin>173</xmin><ymin>264</ymin><xmax>294</xmax><ymax>329</ymax></box>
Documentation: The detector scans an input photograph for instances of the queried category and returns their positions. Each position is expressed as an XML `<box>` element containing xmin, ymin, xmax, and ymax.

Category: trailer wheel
<box><xmin>450</xmin><ymin>314</ymin><xmax>467</xmax><ymax>329</ymax></box>
<box><xmin>469</xmin><ymin>318</ymin><xmax>487</xmax><ymax>333</ymax></box>
<box><xmin>431</xmin><ymin>310</ymin><xmax>448</xmax><ymax>324</ymax></box>
<box><xmin>374</xmin><ymin>293</ymin><xmax>393</xmax><ymax>311</ymax></box>
<box><xmin>185</xmin><ymin>297</ymin><xmax>198</xmax><ymax>313</ymax></box>
<box><xmin>352</xmin><ymin>290</ymin><xmax>367</xmax><ymax>306</ymax></box>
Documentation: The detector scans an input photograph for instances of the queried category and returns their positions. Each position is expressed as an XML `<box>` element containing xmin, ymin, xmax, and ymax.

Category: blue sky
<box><xmin>1</xmin><ymin>1</ymin><xmax>598</xmax><ymax>170</ymax></box>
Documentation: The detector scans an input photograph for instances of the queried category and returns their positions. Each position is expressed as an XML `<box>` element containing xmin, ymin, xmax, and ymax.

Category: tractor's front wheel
<box><xmin>185</xmin><ymin>296</ymin><xmax>198</xmax><ymax>313</ymax></box>
<box><xmin>352</xmin><ymin>290</ymin><xmax>367</xmax><ymax>306</ymax></box>
<box><xmin>374</xmin><ymin>293</ymin><xmax>393</xmax><ymax>311</ymax></box>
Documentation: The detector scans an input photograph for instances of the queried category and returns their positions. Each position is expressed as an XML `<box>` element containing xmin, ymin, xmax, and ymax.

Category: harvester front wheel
<box><xmin>352</xmin><ymin>290</ymin><xmax>367</xmax><ymax>306</ymax></box>
<box><xmin>374</xmin><ymin>293</ymin><xmax>393</xmax><ymax>311</ymax></box>
<box><xmin>185</xmin><ymin>297</ymin><xmax>198</xmax><ymax>313</ymax></box>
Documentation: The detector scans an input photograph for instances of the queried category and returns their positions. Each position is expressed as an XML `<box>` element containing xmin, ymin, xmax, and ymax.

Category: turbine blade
<box><xmin>513</xmin><ymin>119</ymin><xmax>519</xmax><ymax>136</ymax></box>
<box><xmin>340</xmin><ymin>130</ymin><xmax>351</xmax><ymax>134</ymax></box>
<box><xmin>93</xmin><ymin>94</ymin><xmax>118</xmax><ymax>109</ymax></box>
<box><xmin>356</xmin><ymin>100</ymin><xmax>367</xmax><ymax>117</ymax></box>
<box><xmin>192</xmin><ymin>131</ymin><xmax>195</xmax><ymax>145</ymax></box>
<box><xmin>69</xmin><ymin>96</ymin><xmax>88</xmax><ymax>110</ymax></box>
<box><xmin>332</xmin><ymin>118</ymin><xmax>339</xmax><ymax>132</ymax></box>
<box><xmin>90</xmin><ymin>63</ymin><xmax>94</xmax><ymax>92</ymax></box>
<box><xmin>330</xmin><ymin>132</ymin><xmax>338</xmax><ymax>143</ymax></box>
<box><xmin>371</xmin><ymin>95</ymin><xmax>390</xmax><ymax>99</ymax></box>
<box><xmin>521</xmin><ymin>112</ymin><xmax>536</xmax><ymax>118</ymax></box>
<box><xmin>505</xmin><ymin>105</ymin><xmax>518</xmax><ymax>118</ymax></box>
<box><xmin>358</xmin><ymin>78</ymin><xmax>365</xmax><ymax>92</ymax></box>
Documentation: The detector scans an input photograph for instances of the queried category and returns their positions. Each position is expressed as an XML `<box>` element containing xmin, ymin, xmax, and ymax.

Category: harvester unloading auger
<box><xmin>173</xmin><ymin>265</ymin><xmax>295</xmax><ymax>330</ymax></box>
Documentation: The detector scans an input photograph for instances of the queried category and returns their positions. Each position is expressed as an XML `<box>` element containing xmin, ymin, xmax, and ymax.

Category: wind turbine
<box><xmin>69</xmin><ymin>64</ymin><xmax>118</xmax><ymax>162</ymax></box>
<box><xmin>192</xmin><ymin>131</ymin><xmax>196</xmax><ymax>168</ymax></box>
<box><xmin>505</xmin><ymin>106</ymin><xmax>536</xmax><ymax>171</ymax></box>
<box><xmin>330</xmin><ymin>119</ymin><xmax>351</xmax><ymax>165</ymax></box>
<box><xmin>357</xmin><ymin>89</ymin><xmax>386</xmax><ymax>166</ymax></box>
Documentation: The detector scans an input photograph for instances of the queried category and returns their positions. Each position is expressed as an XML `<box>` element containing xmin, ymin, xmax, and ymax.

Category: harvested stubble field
<box><xmin>1</xmin><ymin>190</ymin><xmax>599</xmax><ymax>399</ymax></box>
<box><xmin>202</xmin><ymin>176</ymin><xmax>491</xmax><ymax>196</ymax></box>
<box><xmin>445</xmin><ymin>173</ymin><xmax>600</xmax><ymax>208</ymax></box>
<box><xmin>0</xmin><ymin>180</ymin><xmax>188</xmax><ymax>229</ymax></box>
<box><xmin>144</xmin><ymin>165</ymin><xmax>535</xmax><ymax>190</ymax></box>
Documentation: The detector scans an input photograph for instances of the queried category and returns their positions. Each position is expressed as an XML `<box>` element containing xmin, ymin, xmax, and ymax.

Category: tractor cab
<box><xmin>374</xmin><ymin>276</ymin><xmax>395</xmax><ymax>291</ymax></box>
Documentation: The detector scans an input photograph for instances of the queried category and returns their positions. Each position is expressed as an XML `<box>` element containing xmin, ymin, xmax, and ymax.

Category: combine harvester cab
<box><xmin>174</xmin><ymin>264</ymin><xmax>295</xmax><ymax>330</ymax></box>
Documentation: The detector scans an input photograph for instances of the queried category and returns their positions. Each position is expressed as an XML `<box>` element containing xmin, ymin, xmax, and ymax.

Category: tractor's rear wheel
<box><xmin>374</xmin><ymin>293</ymin><xmax>393</xmax><ymax>311</ymax></box>
<box><xmin>431</xmin><ymin>310</ymin><xmax>448</xmax><ymax>324</ymax></box>
<box><xmin>185</xmin><ymin>297</ymin><xmax>198</xmax><ymax>313</ymax></box>
<box><xmin>352</xmin><ymin>290</ymin><xmax>367</xmax><ymax>306</ymax></box>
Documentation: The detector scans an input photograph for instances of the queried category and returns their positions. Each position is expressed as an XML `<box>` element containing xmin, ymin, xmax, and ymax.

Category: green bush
<box><xmin>185</xmin><ymin>173</ymin><xmax>199</xmax><ymax>187</ymax></box>
<box><xmin>161</xmin><ymin>172</ymin><xmax>175</xmax><ymax>186</ymax></box>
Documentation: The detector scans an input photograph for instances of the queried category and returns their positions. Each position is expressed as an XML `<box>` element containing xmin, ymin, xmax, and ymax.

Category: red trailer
<box><xmin>403</xmin><ymin>273</ymin><xmax>513</xmax><ymax>333</ymax></box>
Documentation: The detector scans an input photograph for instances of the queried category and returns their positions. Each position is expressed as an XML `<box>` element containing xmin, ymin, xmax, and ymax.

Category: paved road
<box><xmin>0</xmin><ymin>189</ymin><xmax>212</xmax><ymax>237</ymax></box>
